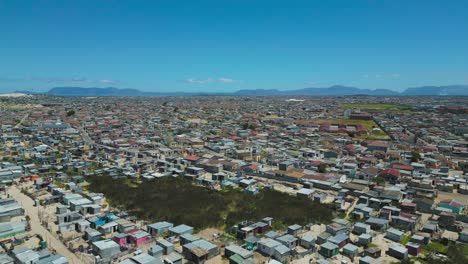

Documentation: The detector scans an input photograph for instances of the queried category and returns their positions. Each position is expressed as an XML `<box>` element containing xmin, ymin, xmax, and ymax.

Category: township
<box><xmin>0</xmin><ymin>95</ymin><xmax>467</xmax><ymax>264</ymax></box>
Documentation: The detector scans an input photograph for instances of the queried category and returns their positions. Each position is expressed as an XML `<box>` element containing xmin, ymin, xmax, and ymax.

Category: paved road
<box><xmin>77</xmin><ymin>126</ymin><xmax>93</xmax><ymax>144</ymax></box>
<box><xmin>77</xmin><ymin>125</ymin><xmax>116</xmax><ymax>150</ymax></box>
<box><xmin>8</xmin><ymin>186</ymin><xmax>82</xmax><ymax>264</ymax></box>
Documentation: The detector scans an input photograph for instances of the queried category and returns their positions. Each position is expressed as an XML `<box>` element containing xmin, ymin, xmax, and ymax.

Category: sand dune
<box><xmin>0</xmin><ymin>93</ymin><xmax>32</xmax><ymax>97</ymax></box>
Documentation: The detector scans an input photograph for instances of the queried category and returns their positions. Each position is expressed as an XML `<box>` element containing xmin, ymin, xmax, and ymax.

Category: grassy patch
<box><xmin>301</xmin><ymin>118</ymin><xmax>376</xmax><ymax>129</ymax></box>
<box><xmin>87</xmin><ymin>176</ymin><xmax>333</xmax><ymax>230</ymax></box>
<box><xmin>401</xmin><ymin>233</ymin><xmax>411</xmax><ymax>245</ymax></box>
<box><xmin>298</xmin><ymin>118</ymin><xmax>390</xmax><ymax>140</ymax></box>
<box><xmin>422</xmin><ymin>242</ymin><xmax>449</xmax><ymax>255</ymax></box>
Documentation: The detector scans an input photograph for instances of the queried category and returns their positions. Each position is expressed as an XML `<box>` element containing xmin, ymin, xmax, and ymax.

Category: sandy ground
<box><xmin>197</xmin><ymin>227</ymin><xmax>223</xmax><ymax>242</ymax></box>
<box><xmin>0</xmin><ymin>93</ymin><xmax>32</xmax><ymax>97</ymax></box>
<box><xmin>437</xmin><ymin>191</ymin><xmax>468</xmax><ymax>204</ymax></box>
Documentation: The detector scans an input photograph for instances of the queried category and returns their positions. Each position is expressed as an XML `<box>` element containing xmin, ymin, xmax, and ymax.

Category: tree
<box><xmin>373</xmin><ymin>176</ymin><xmax>385</xmax><ymax>185</ymax></box>
<box><xmin>445</xmin><ymin>244</ymin><xmax>468</xmax><ymax>264</ymax></box>
<box><xmin>66</xmin><ymin>109</ymin><xmax>76</xmax><ymax>117</ymax></box>
<box><xmin>411</xmin><ymin>151</ymin><xmax>421</xmax><ymax>162</ymax></box>
<box><xmin>317</xmin><ymin>164</ymin><xmax>327</xmax><ymax>173</ymax></box>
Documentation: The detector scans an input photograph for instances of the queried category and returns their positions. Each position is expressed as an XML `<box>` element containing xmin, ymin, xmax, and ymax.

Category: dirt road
<box><xmin>14</xmin><ymin>112</ymin><xmax>29</xmax><ymax>128</ymax></box>
<box><xmin>8</xmin><ymin>185</ymin><xmax>83</xmax><ymax>264</ymax></box>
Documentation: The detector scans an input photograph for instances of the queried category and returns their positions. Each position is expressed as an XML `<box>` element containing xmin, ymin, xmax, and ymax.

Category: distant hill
<box><xmin>269</xmin><ymin>85</ymin><xmax>400</xmax><ymax>96</ymax></box>
<box><xmin>233</xmin><ymin>89</ymin><xmax>281</xmax><ymax>96</ymax></box>
<box><xmin>235</xmin><ymin>85</ymin><xmax>467</xmax><ymax>96</ymax></box>
<box><xmin>401</xmin><ymin>85</ymin><xmax>468</xmax><ymax>96</ymax></box>
<box><xmin>17</xmin><ymin>84</ymin><xmax>468</xmax><ymax>97</ymax></box>
<box><xmin>44</xmin><ymin>87</ymin><xmax>196</xmax><ymax>96</ymax></box>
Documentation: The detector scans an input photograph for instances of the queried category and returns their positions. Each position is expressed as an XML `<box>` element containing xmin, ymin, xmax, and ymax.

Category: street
<box><xmin>8</xmin><ymin>185</ymin><xmax>82</xmax><ymax>264</ymax></box>
<box><xmin>14</xmin><ymin>112</ymin><xmax>29</xmax><ymax>128</ymax></box>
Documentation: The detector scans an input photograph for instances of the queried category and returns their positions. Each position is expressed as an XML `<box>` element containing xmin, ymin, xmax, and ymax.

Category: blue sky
<box><xmin>1</xmin><ymin>0</ymin><xmax>467</xmax><ymax>93</ymax></box>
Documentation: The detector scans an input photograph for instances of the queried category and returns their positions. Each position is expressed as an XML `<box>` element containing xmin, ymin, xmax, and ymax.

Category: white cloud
<box><xmin>184</xmin><ymin>77</ymin><xmax>237</xmax><ymax>84</ymax></box>
<box><xmin>28</xmin><ymin>77</ymin><xmax>89</xmax><ymax>83</ymax></box>
<box><xmin>98</xmin><ymin>79</ymin><xmax>118</xmax><ymax>84</ymax></box>
<box><xmin>218</xmin><ymin>78</ymin><xmax>236</xmax><ymax>83</ymax></box>
<box><xmin>185</xmin><ymin>78</ymin><xmax>214</xmax><ymax>84</ymax></box>
<box><xmin>1</xmin><ymin>76</ymin><xmax>118</xmax><ymax>84</ymax></box>
<box><xmin>363</xmin><ymin>73</ymin><xmax>401</xmax><ymax>79</ymax></box>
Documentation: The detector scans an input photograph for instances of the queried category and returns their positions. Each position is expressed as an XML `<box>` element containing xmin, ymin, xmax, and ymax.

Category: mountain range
<box><xmin>15</xmin><ymin>85</ymin><xmax>468</xmax><ymax>97</ymax></box>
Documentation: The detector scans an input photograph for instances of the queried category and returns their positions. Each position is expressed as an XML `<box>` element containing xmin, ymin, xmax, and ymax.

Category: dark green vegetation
<box><xmin>66</xmin><ymin>109</ymin><xmax>76</xmax><ymax>116</ymax></box>
<box><xmin>401</xmin><ymin>243</ymin><xmax>468</xmax><ymax>264</ymax></box>
<box><xmin>87</xmin><ymin>176</ymin><xmax>333</xmax><ymax>230</ymax></box>
<box><xmin>317</xmin><ymin>163</ymin><xmax>327</xmax><ymax>173</ymax></box>
<box><xmin>411</xmin><ymin>151</ymin><xmax>421</xmax><ymax>162</ymax></box>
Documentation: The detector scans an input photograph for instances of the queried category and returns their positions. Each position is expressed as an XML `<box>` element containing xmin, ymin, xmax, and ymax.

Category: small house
<box><xmin>365</xmin><ymin>218</ymin><xmax>389</xmax><ymax>231</ymax></box>
<box><xmin>224</xmin><ymin>245</ymin><xmax>253</xmax><ymax>261</ymax></box>
<box><xmin>148</xmin><ymin>245</ymin><xmax>164</xmax><ymax>258</ymax></box>
<box><xmin>229</xmin><ymin>254</ymin><xmax>255</xmax><ymax>264</ymax></box>
<box><xmin>163</xmin><ymin>252</ymin><xmax>182</xmax><ymax>264</ymax></box>
<box><xmin>319</xmin><ymin>242</ymin><xmax>339</xmax><ymax>258</ymax></box>
<box><xmin>406</xmin><ymin>242</ymin><xmax>421</xmax><ymax>256</ymax></box>
<box><xmin>182</xmin><ymin>239</ymin><xmax>219</xmax><ymax>264</ymax></box>
<box><xmin>299</xmin><ymin>234</ymin><xmax>316</xmax><ymax>249</ymax></box>
<box><xmin>180</xmin><ymin>234</ymin><xmax>200</xmax><ymax>245</ymax></box>
<box><xmin>264</xmin><ymin>231</ymin><xmax>280</xmax><ymax>239</ymax></box>
<box><xmin>287</xmin><ymin>224</ymin><xmax>302</xmax><ymax>235</ymax></box>
<box><xmin>113</xmin><ymin>233</ymin><xmax>128</xmax><ymax>246</ymax></box>
<box><xmin>273</xmin><ymin>244</ymin><xmax>291</xmax><ymax>263</ymax></box>
<box><xmin>92</xmin><ymin>239</ymin><xmax>121</xmax><ymax>260</ymax></box>
<box><xmin>327</xmin><ymin>233</ymin><xmax>348</xmax><ymax>248</ymax></box>
<box><xmin>359</xmin><ymin>256</ymin><xmax>380</xmax><ymax>264</ymax></box>
<box><xmin>316</xmin><ymin>232</ymin><xmax>332</xmax><ymax>245</ymax></box>
<box><xmin>157</xmin><ymin>239</ymin><xmax>174</xmax><ymax>255</ymax></box>
<box><xmin>385</xmin><ymin>228</ymin><xmax>404</xmax><ymax>242</ymax></box>
<box><xmin>12</xmin><ymin>248</ymin><xmax>39</xmax><ymax>264</ymax></box>
<box><xmin>257</xmin><ymin>238</ymin><xmax>282</xmax><ymax>256</ymax></box>
<box><xmin>169</xmin><ymin>224</ymin><xmax>193</xmax><ymax>237</ymax></box>
<box><xmin>276</xmin><ymin>234</ymin><xmax>298</xmax><ymax>249</ymax></box>
<box><xmin>364</xmin><ymin>247</ymin><xmax>381</xmax><ymax>258</ymax></box>
<box><xmin>437</xmin><ymin>199</ymin><xmax>464</xmax><ymax>215</ymax></box>
<box><xmin>358</xmin><ymin>233</ymin><xmax>372</xmax><ymax>246</ymax></box>
<box><xmin>128</xmin><ymin>230</ymin><xmax>150</xmax><ymax>247</ymax></box>
<box><xmin>353</xmin><ymin>223</ymin><xmax>371</xmax><ymax>235</ymax></box>
<box><xmin>297</xmin><ymin>188</ymin><xmax>315</xmax><ymax>199</ymax></box>
<box><xmin>387</xmin><ymin>244</ymin><xmax>408</xmax><ymax>260</ymax></box>
<box><xmin>120</xmin><ymin>253</ymin><xmax>160</xmax><ymax>264</ymax></box>
<box><xmin>85</xmin><ymin>229</ymin><xmax>102</xmax><ymax>242</ymax></box>
<box><xmin>343</xmin><ymin>243</ymin><xmax>359</xmax><ymax>258</ymax></box>
<box><xmin>409</xmin><ymin>234</ymin><xmax>426</xmax><ymax>245</ymax></box>
<box><xmin>147</xmin><ymin>221</ymin><xmax>174</xmax><ymax>236</ymax></box>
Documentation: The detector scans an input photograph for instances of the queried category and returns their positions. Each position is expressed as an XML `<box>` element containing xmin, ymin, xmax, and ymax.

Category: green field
<box><xmin>340</xmin><ymin>104</ymin><xmax>412</xmax><ymax>113</ymax></box>
<box><xmin>340</xmin><ymin>103</ymin><xmax>410</xmax><ymax>109</ymax></box>
<box><xmin>340</xmin><ymin>104</ymin><xmax>411</xmax><ymax>112</ymax></box>
<box><xmin>87</xmin><ymin>176</ymin><xmax>334</xmax><ymax>230</ymax></box>
<box><xmin>422</xmin><ymin>242</ymin><xmax>449</xmax><ymax>255</ymax></box>
<box><xmin>420</xmin><ymin>242</ymin><xmax>468</xmax><ymax>264</ymax></box>
<box><xmin>309</xmin><ymin>118</ymin><xmax>376</xmax><ymax>129</ymax></box>
<box><xmin>303</xmin><ymin>118</ymin><xmax>390</xmax><ymax>140</ymax></box>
